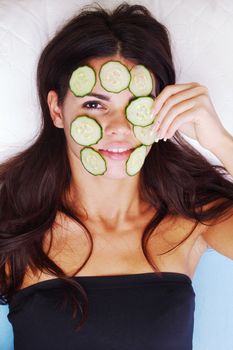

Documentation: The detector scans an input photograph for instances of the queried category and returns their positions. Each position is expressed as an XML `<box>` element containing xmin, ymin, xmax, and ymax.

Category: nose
<box><xmin>104</xmin><ymin>112</ymin><xmax>132</xmax><ymax>136</ymax></box>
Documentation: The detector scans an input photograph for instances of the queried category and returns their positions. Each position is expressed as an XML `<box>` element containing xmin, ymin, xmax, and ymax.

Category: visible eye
<box><xmin>82</xmin><ymin>100</ymin><xmax>103</xmax><ymax>110</ymax></box>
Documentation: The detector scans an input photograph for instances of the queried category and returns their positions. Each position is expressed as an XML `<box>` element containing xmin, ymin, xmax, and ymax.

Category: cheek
<box><xmin>62</xmin><ymin>117</ymin><xmax>83</xmax><ymax>154</ymax></box>
<box><xmin>63</xmin><ymin>119</ymin><xmax>73</xmax><ymax>143</ymax></box>
<box><xmin>64</xmin><ymin>110</ymin><xmax>153</xmax><ymax>164</ymax></box>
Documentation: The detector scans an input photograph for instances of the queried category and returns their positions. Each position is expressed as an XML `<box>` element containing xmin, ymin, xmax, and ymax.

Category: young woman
<box><xmin>1</xmin><ymin>3</ymin><xmax>233</xmax><ymax>349</ymax></box>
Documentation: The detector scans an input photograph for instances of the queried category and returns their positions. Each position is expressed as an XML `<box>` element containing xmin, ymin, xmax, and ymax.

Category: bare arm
<box><xmin>201</xmin><ymin>131</ymin><xmax>233</xmax><ymax>259</ymax></box>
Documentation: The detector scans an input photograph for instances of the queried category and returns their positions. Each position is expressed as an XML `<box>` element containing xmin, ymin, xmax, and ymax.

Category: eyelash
<box><xmin>82</xmin><ymin>101</ymin><xmax>103</xmax><ymax>110</ymax></box>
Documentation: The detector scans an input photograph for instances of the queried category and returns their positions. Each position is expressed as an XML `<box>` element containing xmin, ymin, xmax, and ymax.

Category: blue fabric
<box><xmin>0</xmin><ymin>304</ymin><xmax>13</xmax><ymax>350</ymax></box>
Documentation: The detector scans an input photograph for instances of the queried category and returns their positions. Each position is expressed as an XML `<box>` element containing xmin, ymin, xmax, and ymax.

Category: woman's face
<box><xmin>56</xmin><ymin>55</ymin><xmax>157</xmax><ymax>179</ymax></box>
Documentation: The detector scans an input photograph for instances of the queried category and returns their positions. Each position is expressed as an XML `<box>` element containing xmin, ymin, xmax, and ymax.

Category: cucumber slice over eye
<box><xmin>133</xmin><ymin>124</ymin><xmax>155</xmax><ymax>146</ymax></box>
<box><xmin>126</xmin><ymin>96</ymin><xmax>155</xmax><ymax>127</ymax></box>
<box><xmin>70</xmin><ymin>115</ymin><xmax>102</xmax><ymax>146</ymax></box>
<box><xmin>99</xmin><ymin>60</ymin><xmax>131</xmax><ymax>93</ymax></box>
<box><xmin>69</xmin><ymin>65</ymin><xmax>96</xmax><ymax>97</ymax></box>
<box><xmin>129</xmin><ymin>65</ymin><xmax>153</xmax><ymax>97</ymax></box>
<box><xmin>126</xmin><ymin>144</ymin><xmax>147</xmax><ymax>176</ymax></box>
<box><xmin>80</xmin><ymin>147</ymin><xmax>107</xmax><ymax>176</ymax></box>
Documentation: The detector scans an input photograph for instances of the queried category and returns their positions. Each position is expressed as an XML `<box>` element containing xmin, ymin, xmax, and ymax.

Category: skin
<box><xmin>47</xmin><ymin>54</ymin><xmax>157</xmax><ymax>227</ymax></box>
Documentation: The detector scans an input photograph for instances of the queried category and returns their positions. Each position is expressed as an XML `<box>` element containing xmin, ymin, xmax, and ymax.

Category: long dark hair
<box><xmin>1</xmin><ymin>2</ymin><xmax>233</xmax><ymax>331</ymax></box>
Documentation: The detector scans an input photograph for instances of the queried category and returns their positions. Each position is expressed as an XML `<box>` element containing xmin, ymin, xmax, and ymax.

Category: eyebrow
<box><xmin>85</xmin><ymin>92</ymin><xmax>156</xmax><ymax>102</ymax></box>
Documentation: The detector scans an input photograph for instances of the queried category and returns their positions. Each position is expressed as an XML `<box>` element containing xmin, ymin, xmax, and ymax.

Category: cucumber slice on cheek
<box><xmin>70</xmin><ymin>116</ymin><xmax>107</xmax><ymax>175</ymax></box>
<box><xmin>126</xmin><ymin>145</ymin><xmax>147</xmax><ymax>176</ymax></box>
<box><xmin>70</xmin><ymin>116</ymin><xmax>102</xmax><ymax>146</ymax></box>
<box><xmin>133</xmin><ymin>124</ymin><xmax>155</xmax><ymax>146</ymax></box>
<box><xmin>80</xmin><ymin>147</ymin><xmax>107</xmax><ymax>176</ymax></box>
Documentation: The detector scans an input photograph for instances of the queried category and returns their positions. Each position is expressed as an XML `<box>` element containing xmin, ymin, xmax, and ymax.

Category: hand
<box><xmin>150</xmin><ymin>82</ymin><xmax>228</xmax><ymax>152</ymax></box>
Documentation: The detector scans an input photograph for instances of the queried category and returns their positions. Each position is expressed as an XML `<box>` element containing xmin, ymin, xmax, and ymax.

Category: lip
<box><xmin>99</xmin><ymin>148</ymin><xmax>134</xmax><ymax>160</ymax></box>
<box><xmin>98</xmin><ymin>142</ymin><xmax>135</xmax><ymax>151</ymax></box>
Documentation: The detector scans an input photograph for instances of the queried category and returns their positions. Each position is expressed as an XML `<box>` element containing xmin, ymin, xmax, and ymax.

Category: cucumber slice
<box><xmin>126</xmin><ymin>145</ymin><xmax>147</xmax><ymax>176</ymax></box>
<box><xmin>99</xmin><ymin>60</ymin><xmax>131</xmax><ymax>93</ymax></box>
<box><xmin>126</xmin><ymin>96</ymin><xmax>155</xmax><ymax>127</ymax></box>
<box><xmin>69</xmin><ymin>65</ymin><xmax>96</xmax><ymax>97</ymax></box>
<box><xmin>133</xmin><ymin>124</ymin><xmax>155</xmax><ymax>146</ymax></box>
<box><xmin>70</xmin><ymin>116</ymin><xmax>102</xmax><ymax>146</ymax></box>
<box><xmin>129</xmin><ymin>65</ymin><xmax>153</xmax><ymax>97</ymax></box>
<box><xmin>80</xmin><ymin>147</ymin><xmax>107</xmax><ymax>176</ymax></box>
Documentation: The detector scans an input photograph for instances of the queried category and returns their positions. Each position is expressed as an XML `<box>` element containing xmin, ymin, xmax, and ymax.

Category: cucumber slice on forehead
<box><xmin>70</xmin><ymin>115</ymin><xmax>102</xmax><ymax>146</ymax></box>
<box><xmin>129</xmin><ymin>65</ymin><xmax>153</xmax><ymax>97</ymax></box>
<box><xmin>80</xmin><ymin>147</ymin><xmax>107</xmax><ymax>175</ymax></box>
<box><xmin>126</xmin><ymin>145</ymin><xmax>147</xmax><ymax>176</ymax></box>
<box><xmin>133</xmin><ymin>124</ymin><xmax>155</xmax><ymax>146</ymax></box>
<box><xmin>69</xmin><ymin>65</ymin><xmax>96</xmax><ymax>97</ymax></box>
<box><xmin>126</xmin><ymin>96</ymin><xmax>155</xmax><ymax>127</ymax></box>
<box><xmin>99</xmin><ymin>60</ymin><xmax>131</xmax><ymax>93</ymax></box>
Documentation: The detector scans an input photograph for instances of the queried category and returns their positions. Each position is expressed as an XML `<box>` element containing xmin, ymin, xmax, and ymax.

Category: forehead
<box><xmin>87</xmin><ymin>55</ymin><xmax>136</xmax><ymax>71</ymax></box>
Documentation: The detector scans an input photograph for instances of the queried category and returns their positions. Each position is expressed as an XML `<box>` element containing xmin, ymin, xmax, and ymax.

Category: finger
<box><xmin>156</xmin><ymin>99</ymin><xmax>195</xmax><ymax>139</ymax></box>
<box><xmin>152</xmin><ymin>85</ymin><xmax>206</xmax><ymax>132</ymax></box>
<box><xmin>149</xmin><ymin>84</ymin><xmax>204</xmax><ymax>135</ymax></box>
<box><xmin>152</xmin><ymin>82</ymin><xmax>199</xmax><ymax>116</ymax></box>
<box><xmin>162</xmin><ymin>109</ymin><xmax>196</xmax><ymax>140</ymax></box>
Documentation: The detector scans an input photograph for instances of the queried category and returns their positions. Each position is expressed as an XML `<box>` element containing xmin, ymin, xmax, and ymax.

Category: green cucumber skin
<box><xmin>99</xmin><ymin>84</ymin><xmax>129</xmax><ymax>94</ymax></box>
<box><xmin>125</xmin><ymin>144</ymin><xmax>147</xmax><ymax>176</ymax></box>
<box><xmin>133</xmin><ymin>125</ymin><xmax>155</xmax><ymax>146</ymax></box>
<box><xmin>99</xmin><ymin>60</ymin><xmax>131</xmax><ymax>93</ymax></box>
<box><xmin>129</xmin><ymin>64</ymin><xmax>153</xmax><ymax>97</ymax></box>
<box><xmin>80</xmin><ymin>147</ymin><xmax>107</xmax><ymax>176</ymax></box>
<box><xmin>70</xmin><ymin>116</ymin><xmax>103</xmax><ymax>147</ymax></box>
<box><xmin>127</xmin><ymin>118</ymin><xmax>154</xmax><ymax>128</ymax></box>
<box><xmin>129</xmin><ymin>85</ymin><xmax>153</xmax><ymax>97</ymax></box>
<box><xmin>69</xmin><ymin>65</ymin><xmax>96</xmax><ymax>97</ymax></box>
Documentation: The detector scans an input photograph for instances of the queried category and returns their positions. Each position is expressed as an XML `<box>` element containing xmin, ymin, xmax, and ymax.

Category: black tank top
<box><xmin>7</xmin><ymin>272</ymin><xmax>195</xmax><ymax>350</ymax></box>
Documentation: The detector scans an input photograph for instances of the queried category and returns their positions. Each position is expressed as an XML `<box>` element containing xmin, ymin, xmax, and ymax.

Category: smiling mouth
<box><xmin>98</xmin><ymin>148</ymin><xmax>134</xmax><ymax>160</ymax></box>
<box><xmin>99</xmin><ymin>148</ymin><xmax>134</xmax><ymax>153</ymax></box>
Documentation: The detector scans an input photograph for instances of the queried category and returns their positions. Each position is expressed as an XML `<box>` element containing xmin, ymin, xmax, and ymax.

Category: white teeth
<box><xmin>104</xmin><ymin>148</ymin><xmax>129</xmax><ymax>153</ymax></box>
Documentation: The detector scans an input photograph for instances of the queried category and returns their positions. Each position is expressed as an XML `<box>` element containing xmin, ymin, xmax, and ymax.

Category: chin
<box><xmin>103</xmin><ymin>164</ymin><xmax>135</xmax><ymax>179</ymax></box>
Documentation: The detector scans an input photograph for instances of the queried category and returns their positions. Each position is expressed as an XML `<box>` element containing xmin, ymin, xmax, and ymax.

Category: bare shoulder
<box><xmin>18</xmin><ymin>212</ymin><xmax>90</xmax><ymax>288</ymax></box>
<box><xmin>16</xmin><ymin>200</ymin><xmax>230</xmax><ymax>289</ymax></box>
<box><xmin>200</xmin><ymin>198</ymin><xmax>233</xmax><ymax>260</ymax></box>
